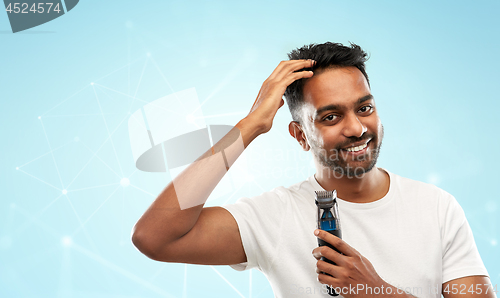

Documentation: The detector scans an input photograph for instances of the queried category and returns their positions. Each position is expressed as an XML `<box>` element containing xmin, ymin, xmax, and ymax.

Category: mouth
<box><xmin>341</xmin><ymin>140</ymin><xmax>371</xmax><ymax>154</ymax></box>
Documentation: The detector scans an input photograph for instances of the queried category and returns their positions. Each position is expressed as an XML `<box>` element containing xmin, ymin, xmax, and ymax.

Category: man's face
<box><xmin>299</xmin><ymin>66</ymin><xmax>384</xmax><ymax>178</ymax></box>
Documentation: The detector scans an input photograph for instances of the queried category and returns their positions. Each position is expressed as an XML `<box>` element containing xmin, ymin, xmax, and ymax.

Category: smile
<box><xmin>342</xmin><ymin>140</ymin><xmax>370</xmax><ymax>153</ymax></box>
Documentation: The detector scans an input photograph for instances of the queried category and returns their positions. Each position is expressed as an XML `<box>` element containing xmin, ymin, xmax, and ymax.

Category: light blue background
<box><xmin>1</xmin><ymin>1</ymin><xmax>498</xmax><ymax>297</ymax></box>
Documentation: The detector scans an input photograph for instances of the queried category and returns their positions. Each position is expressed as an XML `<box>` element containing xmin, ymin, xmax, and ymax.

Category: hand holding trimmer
<box><xmin>315</xmin><ymin>190</ymin><xmax>342</xmax><ymax>296</ymax></box>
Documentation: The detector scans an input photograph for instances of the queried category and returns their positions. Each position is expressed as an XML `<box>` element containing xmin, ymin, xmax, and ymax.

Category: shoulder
<box><xmin>388</xmin><ymin>171</ymin><xmax>463</xmax><ymax>220</ymax></box>
<box><xmin>389</xmin><ymin>171</ymin><xmax>455</xmax><ymax>203</ymax></box>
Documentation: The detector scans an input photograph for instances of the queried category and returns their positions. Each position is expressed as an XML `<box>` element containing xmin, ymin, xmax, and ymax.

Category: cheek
<box><xmin>317</xmin><ymin>127</ymin><xmax>344</xmax><ymax>149</ymax></box>
<box><xmin>304</xmin><ymin>123</ymin><xmax>324</xmax><ymax>147</ymax></box>
<box><xmin>367</xmin><ymin>115</ymin><xmax>382</xmax><ymax>136</ymax></box>
<box><xmin>376</xmin><ymin>120</ymin><xmax>383</xmax><ymax>139</ymax></box>
<box><xmin>309</xmin><ymin>132</ymin><xmax>324</xmax><ymax>148</ymax></box>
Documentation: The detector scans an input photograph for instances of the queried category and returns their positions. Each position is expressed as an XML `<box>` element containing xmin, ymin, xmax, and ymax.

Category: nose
<box><xmin>342</xmin><ymin>113</ymin><xmax>367</xmax><ymax>138</ymax></box>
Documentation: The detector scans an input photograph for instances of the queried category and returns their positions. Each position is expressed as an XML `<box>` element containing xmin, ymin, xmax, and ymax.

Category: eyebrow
<box><xmin>315</xmin><ymin>94</ymin><xmax>374</xmax><ymax>117</ymax></box>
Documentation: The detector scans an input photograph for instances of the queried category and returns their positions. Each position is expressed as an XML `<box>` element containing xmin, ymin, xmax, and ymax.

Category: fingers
<box><xmin>316</xmin><ymin>260</ymin><xmax>343</xmax><ymax>289</ymax></box>
<box><xmin>269</xmin><ymin>59</ymin><xmax>311</xmax><ymax>79</ymax></box>
<box><xmin>283</xmin><ymin>70</ymin><xmax>314</xmax><ymax>86</ymax></box>
<box><xmin>314</xmin><ymin>229</ymin><xmax>359</xmax><ymax>257</ymax></box>
<box><xmin>317</xmin><ymin>272</ymin><xmax>338</xmax><ymax>289</ymax></box>
<box><xmin>268</xmin><ymin>59</ymin><xmax>315</xmax><ymax>82</ymax></box>
<box><xmin>316</xmin><ymin>259</ymin><xmax>340</xmax><ymax>277</ymax></box>
<box><xmin>245</xmin><ymin>59</ymin><xmax>315</xmax><ymax>134</ymax></box>
<box><xmin>312</xmin><ymin>245</ymin><xmax>344</xmax><ymax>266</ymax></box>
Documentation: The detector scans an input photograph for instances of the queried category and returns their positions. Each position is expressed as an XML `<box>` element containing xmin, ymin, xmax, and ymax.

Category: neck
<box><xmin>314</xmin><ymin>165</ymin><xmax>390</xmax><ymax>203</ymax></box>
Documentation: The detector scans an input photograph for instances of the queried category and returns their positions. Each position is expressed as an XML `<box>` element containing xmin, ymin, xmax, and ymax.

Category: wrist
<box><xmin>235</xmin><ymin>117</ymin><xmax>266</xmax><ymax>147</ymax></box>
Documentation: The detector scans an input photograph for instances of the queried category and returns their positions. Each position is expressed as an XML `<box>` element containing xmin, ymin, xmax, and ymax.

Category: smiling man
<box><xmin>131</xmin><ymin>42</ymin><xmax>494</xmax><ymax>298</ymax></box>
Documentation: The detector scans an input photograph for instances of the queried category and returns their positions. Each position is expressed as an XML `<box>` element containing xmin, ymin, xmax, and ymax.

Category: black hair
<box><xmin>284</xmin><ymin>42</ymin><xmax>370</xmax><ymax>122</ymax></box>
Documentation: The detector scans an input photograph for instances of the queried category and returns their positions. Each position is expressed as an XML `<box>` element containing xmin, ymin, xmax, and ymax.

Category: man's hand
<box><xmin>312</xmin><ymin>229</ymin><xmax>413</xmax><ymax>298</ymax></box>
<box><xmin>245</xmin><ymin>59</ymin><xmax>314</xmax><ymax>136</ymax></box>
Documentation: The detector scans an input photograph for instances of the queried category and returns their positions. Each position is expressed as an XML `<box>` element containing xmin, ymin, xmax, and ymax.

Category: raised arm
<box><xmin>131</xmin><ymin>59</ymin><xmax>315</xmax><ymax>265</ymax></box>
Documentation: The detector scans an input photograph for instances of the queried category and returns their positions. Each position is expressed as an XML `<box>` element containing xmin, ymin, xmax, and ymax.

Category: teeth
<box><xmin>345</xmin><ymin>143</ymin><xmax>368</xmax><ymax>152</ymax></box>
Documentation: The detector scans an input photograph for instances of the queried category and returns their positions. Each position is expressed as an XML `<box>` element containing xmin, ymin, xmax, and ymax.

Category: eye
<box><xmin>322</xmin><ymin>114</ymin><xmax>338</xmax><ymax>122</ymax></box>
<box><xmin>321</xmin><ymin>114</ymin><xmax>340</xmax><ymax>125</ymax></box>
<box><xmin>358</xmin><ymin>105</ymin><xmax>373</xmax><ymax>114</ymax></box>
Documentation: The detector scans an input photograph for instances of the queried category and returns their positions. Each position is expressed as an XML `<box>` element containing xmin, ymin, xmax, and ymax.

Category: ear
<box><xmin>288</xmin><ymin>121</ymin><xmax>310</xmax><ymax>151</ymax></box>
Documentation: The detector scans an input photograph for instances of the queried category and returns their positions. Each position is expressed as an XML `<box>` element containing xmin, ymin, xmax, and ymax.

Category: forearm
<box><xmin>131</xmin><ymin>117</ymin><xmax>260</xmax><ymax>254</ymax></box>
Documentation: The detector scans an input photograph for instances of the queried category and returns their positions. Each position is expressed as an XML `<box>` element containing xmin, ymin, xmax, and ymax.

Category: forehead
<box><xmin>302</xmin><ymin>66</ymin><xmax>371</xmax><ymax>110</ymax></box>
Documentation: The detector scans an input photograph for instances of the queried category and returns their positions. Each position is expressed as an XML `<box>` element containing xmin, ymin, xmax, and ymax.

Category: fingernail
<box><xmin>314</xmin><ymin>229</ymin><xmax>320</xmax><ymax>236</ymax></box>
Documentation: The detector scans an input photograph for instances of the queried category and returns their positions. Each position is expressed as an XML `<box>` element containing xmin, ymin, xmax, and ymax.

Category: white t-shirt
<box><xmin>222</xmin><ymin>169</ymin><xmax>488</xmax><ymax>298</ymax></box>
